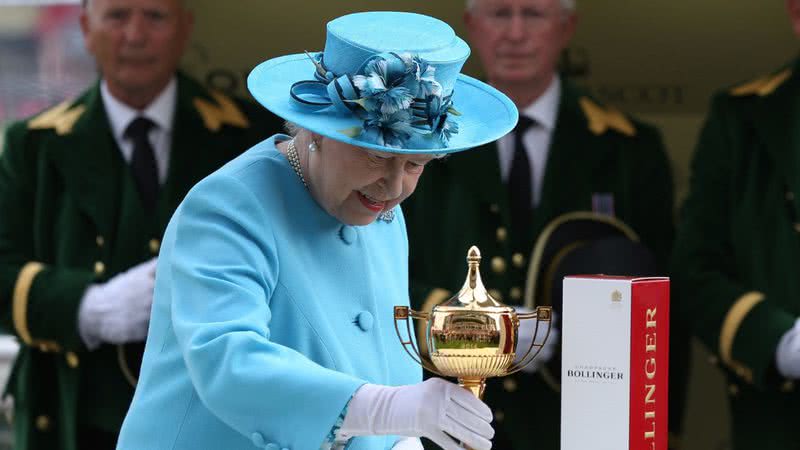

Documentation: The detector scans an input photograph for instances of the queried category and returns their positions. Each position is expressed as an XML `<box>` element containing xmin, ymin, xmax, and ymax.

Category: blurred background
<box><xmin>0</xmin><ymin>1</ymin><xmax>797</xmax><ymax>449</ymax></box>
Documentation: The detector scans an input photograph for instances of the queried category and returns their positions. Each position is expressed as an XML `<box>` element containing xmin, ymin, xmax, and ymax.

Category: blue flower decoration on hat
<box><xmin>291</xmin><ymin>52</ymin><xmax>461</xmax><ymax>149</ymax></box>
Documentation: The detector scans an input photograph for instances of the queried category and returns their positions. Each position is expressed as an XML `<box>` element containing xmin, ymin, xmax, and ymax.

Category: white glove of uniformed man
<box><xmin>340</xmin><ymin>378</ymin><xmax>494</xmax><ymax>450</ymax></box>
<box><xmin>78</xmin><ymin>258</ymin><xmax>157</xmax><ymax>349</ymax></box>
<box><xmin>391</xmin><ymin>437</ymin><xmax>424</xmax><ymax>450</ymax></box>
<box><xmin>514</xmin><ymin>306</ymin><xmax>559</xmax><ymax>374</ymax></box>
<box><xmin>776</xmin><ymin>317</ymin><xmax>800</xmax><ymax>379</ymax></box>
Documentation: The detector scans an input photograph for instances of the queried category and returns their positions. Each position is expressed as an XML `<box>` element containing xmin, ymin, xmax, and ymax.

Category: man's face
<box><xmin>465</xmin><ymin>0</ymin><xmax>576</xmax><ymax>88</ymax></box>
<box><xmin>80</xmin><ymin>0</ymin><xmax>193</xmax><ymax>100</ymax></box>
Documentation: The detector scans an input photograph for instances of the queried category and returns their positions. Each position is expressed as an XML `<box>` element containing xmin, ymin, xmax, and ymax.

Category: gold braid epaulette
<box><xmin>193</xmin><ymin>90</ymin><xmax>250</xmax><ymax>132</ymax></box>
<box><xmin>729</xmin><ymin>68</ymin><xmax>791</xmax><ymax>97</ymax></box>
<box><xmin>578</xmin><ymin>97</ymin><xmax>636</xmax><ymax>137</ymax></box>
<box><xmin>27</xmin><ymin>100</ymin><xmax>85</xmax><ymax>136</ymax></box>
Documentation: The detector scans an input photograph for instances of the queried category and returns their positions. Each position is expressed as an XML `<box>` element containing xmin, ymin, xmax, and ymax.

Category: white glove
<box><xmin>514</xmin><ymin>307</ymin><xmax>559</xmax><ymax>374</ymax></box>
<box><xmin>78</xmin><ymin>258</ymin><xmax>158</xmax><ymax>349</ymax></box>
<box><xmin>340</xmin><ymin>378</ymin><xmax>494</xmax><ymax>450</ymax></box>
<box><xmin>775</xmin><ymin>317</ymin><xmax>800</xmax><ymax>379</ymax></box>
<box><xmin>392</xmin><ymin>437</ymin><xmax>424</xmax><ymax>450</ymax></box>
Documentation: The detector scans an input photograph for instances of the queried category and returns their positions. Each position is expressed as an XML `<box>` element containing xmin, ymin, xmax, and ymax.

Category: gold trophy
<box><xmin>394</xmin><ymin>246</ymin><xmax>553</xmax><ymax>399</ymax></box>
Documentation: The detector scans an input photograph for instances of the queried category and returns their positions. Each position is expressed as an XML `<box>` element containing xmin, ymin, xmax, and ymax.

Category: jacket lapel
<box><xmin>752</xmin><ymin>62</ymin><xmax>800</xmax><ymax>198</ymax></box>
<box><xmin>536</xmin><ymin>81</ymin><xmax>591</xmax><ymax>224</ymax></box>
<box><xmin>159</xmin><ymin>75</ymin><xmax>207</xmax><ymax>227</ymax></box>
<box><xmin>50</xmin><ymin>84</ymin><xmax>121</xmax><ymax>234</ymax></box>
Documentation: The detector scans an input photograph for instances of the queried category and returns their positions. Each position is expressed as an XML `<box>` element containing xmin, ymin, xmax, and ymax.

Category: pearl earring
<box><xmin>308</xmin><ymin>140</ymin><xmax>318</xmax><ymax>152</ymax></box>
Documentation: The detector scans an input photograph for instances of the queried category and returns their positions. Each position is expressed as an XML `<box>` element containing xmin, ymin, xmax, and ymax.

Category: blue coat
<box><xmin>117</xmin><ymin>136</ymin><xmax>421</xmax><ymax>450</ymax></box>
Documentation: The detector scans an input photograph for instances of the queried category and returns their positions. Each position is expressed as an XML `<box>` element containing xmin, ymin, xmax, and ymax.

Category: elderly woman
<box><xmin>117</xmin><ymin>11</ymin><xmax>517</xmax><ymax>450</ymax></box>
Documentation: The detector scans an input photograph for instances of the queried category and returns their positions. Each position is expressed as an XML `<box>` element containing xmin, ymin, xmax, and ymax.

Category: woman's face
<box><xmin>308</xmin><ymin>137</ymin><xmax>436</xmax><ymax>226</ymax></box>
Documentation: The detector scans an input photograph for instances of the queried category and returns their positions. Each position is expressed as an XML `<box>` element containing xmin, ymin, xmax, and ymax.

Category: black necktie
<box><xmin>508</xmin><ymin>115</ymin><xmax>536</xmax><ymax>237</ymax></box>
<box><xmin>125</xmin><ymin>117</ymin><xmax>159</xmax><ymax>213</ymax></box>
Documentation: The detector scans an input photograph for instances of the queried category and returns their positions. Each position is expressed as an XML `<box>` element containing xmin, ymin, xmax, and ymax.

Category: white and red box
<box><xmin>560</xmin><ymin>275</ymin><xmax>669</xmax><ymax>450</ymax></box>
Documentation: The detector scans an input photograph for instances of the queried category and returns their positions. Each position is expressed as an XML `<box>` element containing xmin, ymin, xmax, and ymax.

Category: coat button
<box><xmin>512</xmin><ymin>253</ymin><xmax>525</xmax><ymax>268</ymax></box>
<box><xmin>503</xmin><ymin>378</ymin><xmax>518</xmax><ymax>392</ymax></box>
<box><xmin>494</xmin><ymin>409</ymin><xmax>504</xmax><ymax>422</ymax></box>
<box><xmin>35</xmin><ymin>415</ymin><xmax>51</xmax><ymax>431</ymax></box>
<box><xmin>65</xmin><ymin>352</ymin><xmax>79</xmax><ymax>369</ymax></box>
<box><xmin>356</xmin><ymin>312</ymin><xmax>374</xmax><ymax>331</ymax></box>
<box><xmin>496</xmin><ymin>227</ymin><xmax>508</xmax><ymax>243</ymax></box>
<box><xmin>491</xmin><ymin>257</ymin><xmax>506</xmax><ymax>274</ymax></box>
<box><xmin>251</xmin><ymin>432</ymin><xmax>266</xmax><ymax>448</ymax></box>
<box><xmin>95</xmin><ymin>236</ymin><xmax>105</xmax><ymax>247</ymax></box>
<box><xmin>489</xmin><ymin>204</ymin><xmax>500</xmax><ymax>214</ymax></box>
<box><xmin>149</xmin><ymin>238</ymin><xmax>160</xmax><ymax>254</ymax></box>
<box><xmin>786</xmin><ymin>191</ymin><xmax>795</xmax><ymax>201</ymax></box>
<box><xmin>94</xmin><ymin>261</ymin><xmax>105</xmax><ymax>276</ymax></box>
<box><xmin>339</xmin><ymin>226</ymin><xmax>357</xmax><ymax>245</ymax></box>
<box><xmin>509</xmin><ymin>287</ymin><xmax>522</xmax><ymax>300</ymax></box>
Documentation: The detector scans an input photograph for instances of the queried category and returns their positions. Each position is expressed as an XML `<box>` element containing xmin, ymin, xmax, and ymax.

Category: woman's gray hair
<box><xmin>466</xmin><ymin>0</ymin><xmax>576</xmax><ymax>12</ymax></box>
<box><xmin>284</xmin><ymin>121</ymin><xmax>446</xmax><ymax>158</ymax></box>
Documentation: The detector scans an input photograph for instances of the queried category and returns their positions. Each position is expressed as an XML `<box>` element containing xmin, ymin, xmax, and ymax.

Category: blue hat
<box><xmin>248</xmin><ymin>11</ymin><xmax>518</xmax><ymax>154</ymax></box>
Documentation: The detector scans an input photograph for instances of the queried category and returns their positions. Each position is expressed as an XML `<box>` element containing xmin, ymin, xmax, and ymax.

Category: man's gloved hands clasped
<box><xmin>513</xmin><ymin>306</ymin><xmax>559</xmax><ymax>374</ymax></box>
<box><xmin>340</xmin><ymin>378</ymin><xmax>494</xmax><ymax>450</ymax></box>
<box><xmin>776</xmin><ymin>317</ymin><xmax>800</xmax><ymax>379</ymax></box>
<box><xmin>78</xmin><ymin>258</ymin><xmax>158</xmax><ymax>349</ymax></box>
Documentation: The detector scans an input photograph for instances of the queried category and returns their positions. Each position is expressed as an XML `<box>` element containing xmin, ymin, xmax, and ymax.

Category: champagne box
<box><xmin>560</xmin><ymin>276</ymin><xmax>669</xmax><ymax>450</ymax></box>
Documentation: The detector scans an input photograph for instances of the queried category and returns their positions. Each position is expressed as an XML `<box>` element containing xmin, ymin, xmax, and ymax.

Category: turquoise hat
<box><xmin>248</xmin><ymin>11</ymin><xmax>518</xmax><ymax>154</ymax></box>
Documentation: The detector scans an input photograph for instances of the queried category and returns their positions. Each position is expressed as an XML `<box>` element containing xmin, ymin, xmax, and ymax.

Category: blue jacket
<box><xmin>117</xmin><ymin>136</ymin><xmax>421</xmax><ymax>450</ymax></box>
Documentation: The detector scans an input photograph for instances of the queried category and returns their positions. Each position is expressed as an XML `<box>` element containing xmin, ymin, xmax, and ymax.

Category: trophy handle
<box><xmin>505</xmin><ymin>306</ymin><xmax>553</xmax><ymax>375</ymax></box>
<box><xmin>393</xmin><ymin>306</ymin><xmax>444</xmax><ymax>376</ymax></box>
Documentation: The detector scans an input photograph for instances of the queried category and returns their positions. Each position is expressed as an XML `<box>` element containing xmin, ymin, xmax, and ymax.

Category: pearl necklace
<box><xmin>286</xmin><ymin>139</ymin><xmax>308</xmax><ymax>188</ymax></box>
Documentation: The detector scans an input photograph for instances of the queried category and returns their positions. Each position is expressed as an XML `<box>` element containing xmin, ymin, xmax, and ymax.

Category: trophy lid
<box><xmin>436</xmin><ymin>246</ymin><xmax>514</xmax><ymax>312</ymax></box>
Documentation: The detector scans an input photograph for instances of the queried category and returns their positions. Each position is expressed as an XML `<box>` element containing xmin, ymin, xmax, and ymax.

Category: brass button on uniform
<box><xmin>35</xmin><ymin>415</ymin><xmax>51</xmax><ymax>431</ymax></box>
<box><xmin>489</xmin><ymin>203</ymin><xmax>500</xmax><ymax>214</ymax></box>
<box><xmin>65</xmin><ymin>352</ymin><xmax>79</xmax><ymax>369</ymax></box>
<box><xmin>728</xmin><ymin>384</ymin><xmax>739</xmax><ymax>396</ymax></box>
<box><xmin>489</xmin><ymin>289</ymin><xmax>504</xmax><ymax>302</ymax></box>
<box><xmin>496</xmin><ymin>227</ymin><xmax>508</xmax><ymax>243</ymax></box>
<box><xmin>503</xmin><ymin>378</ymin><xmax>518</xmax><ymax>393</ymax></box>
<box><xmin>509</xmin><ymin>287</ymin><xmax>522</xmax><ymax>300</ymax></box>
<box><xmin>512</xmin><ymin>253</ymin><xmax>525</xmax><ymax>268</ymax></box>
<box><xmin>93</xmin><ymin>261</ymin><xmax>105</xmax><ymax>276</ymax></box>
<box><xmin>95</xmin><ymin>236</ymin><xmax>105</xmax><ymax>247</ymax></box>
<box><xmin>494</xmin><ymin>409</ymin><xmax>505</xmax><ymax>422</ymax></box>
<box><xmin>148</xmin><ymin>238</ymin><xmax>160</xmax><ymax>254</ymax></box>
<box><xmin>491</xmin><ymin>257</ymin><xmax>506</xmax><ymax>274</ymax></box>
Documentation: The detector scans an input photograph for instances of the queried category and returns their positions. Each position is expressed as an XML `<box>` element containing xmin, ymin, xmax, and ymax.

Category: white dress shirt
<box><xmin>497</xmin><ymin>76</ymin><xmax>561</xmax><ymax>207</ymax></box>
<box><xmin>100</xmin><ymin>77</ymin><xmax>177</xmax><ymax>184</ymax></box>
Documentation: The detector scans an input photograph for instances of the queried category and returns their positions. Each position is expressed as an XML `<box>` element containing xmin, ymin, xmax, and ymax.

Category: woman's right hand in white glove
<box><xmin>340</xmin><ymin>378</ymin><xmax>494</xmax><ymax>450</ymax></box>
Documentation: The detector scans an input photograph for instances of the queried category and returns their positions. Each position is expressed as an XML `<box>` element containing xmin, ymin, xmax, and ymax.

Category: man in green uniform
<box><xmin>0</xmin><ymin>0</ymin><xmax>279</xmax><ymax>448</ymax></box>
<box><xmin>671</xmin><ymin>1</ymin><xmax>800</xmax><ymax>448</ymax></box>
<box><xmin>404</xmin><ymin>0</ymin><xmax>689</xmax><ymax>448</ymax></box>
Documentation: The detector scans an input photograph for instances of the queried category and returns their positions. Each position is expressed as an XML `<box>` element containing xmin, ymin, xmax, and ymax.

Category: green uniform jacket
<box><xmin>404</xmin><ymin>79</ymin><xmax>689</xmax><ymax>449</ymax></box>
<box><xmin>0</xmin><ymin>73</ymin><xmax>280</xmax><ymax>450</ymax></box>
<box><xmin>671</xmin><ymin>60</ymin><xmax>800</xmax><ymax>449</ymax></box>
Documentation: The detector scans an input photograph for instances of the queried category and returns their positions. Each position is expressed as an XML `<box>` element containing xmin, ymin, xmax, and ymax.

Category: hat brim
<box><xmin>248</xmin><ymin>53</ymin><xmax>518</xmax><ymax>154</ymax></box>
